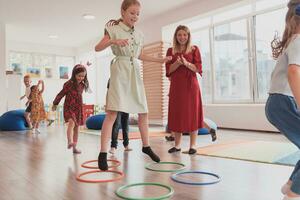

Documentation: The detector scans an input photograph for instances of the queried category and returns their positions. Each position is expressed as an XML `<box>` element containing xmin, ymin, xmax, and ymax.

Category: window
<box><xmin>213</xmin><ymin>19</ymin><xmax>251</xmax><ymax>101</ymax></box>
<box><xmin>192</xmin><ymin>29</ymin><xmax>212</xmax><ymax>103</ymax></box>
<box><xmin>254</xmin><ymin>8</ymin><xmax>286</xmax><ymax>100</ymax></box>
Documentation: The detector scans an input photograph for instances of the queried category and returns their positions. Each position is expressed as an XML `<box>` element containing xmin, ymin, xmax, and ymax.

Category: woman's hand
<box><xmin>112</xmin><ymin>39</ymin><xmax>129</xmax><ymax>47</ymax></box>
<box><xmin>175</xmin><ymin>57</ymin><xmax>183</xmax><ymax>65</ymax></box>
<box><xmin>180</xmin><ymin>55</ymin><xmax>190</xmax><ymax>67</ymax></box>
<box><xmin>164</xmin><ymin>56</ymin><xmax>173</xmax><ymax>63</ymax></box>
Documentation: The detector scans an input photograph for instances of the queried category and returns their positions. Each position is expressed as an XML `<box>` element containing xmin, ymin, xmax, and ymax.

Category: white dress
<box><xmin>105</xmin><ymin>22</ymin><xmax>148</xmax><ymax>114</ymax></box>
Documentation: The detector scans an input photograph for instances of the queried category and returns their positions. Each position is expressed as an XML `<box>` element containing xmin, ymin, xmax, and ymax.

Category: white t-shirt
<box><xmin>269</xmin><ymin>35</ymin><xmax>300</xmax><ymax>96</ymax></box>
<box><xmin>25</xmin><ymin>86</ymin><xmax>31</xmax><ymax>98</ymax></box>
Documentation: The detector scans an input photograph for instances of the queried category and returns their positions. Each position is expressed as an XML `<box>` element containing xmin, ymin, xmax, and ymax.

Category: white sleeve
<box><xmin>287</xmin><ymin>38</ymin><xmax>300</xmax><ymax>66</ymax></box>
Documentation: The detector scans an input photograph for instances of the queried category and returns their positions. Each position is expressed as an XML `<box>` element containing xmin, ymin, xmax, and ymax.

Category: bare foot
<box><xmin>67</xmin><ymin>142</ymin><xmax>74</xmax><ymax>149</ymax></box>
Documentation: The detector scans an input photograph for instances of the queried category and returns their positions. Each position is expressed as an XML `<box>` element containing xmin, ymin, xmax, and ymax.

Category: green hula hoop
<box><xmin>115</xmin><ymin>182</ymin><xmax>174</xmax><ymax>200</ymax></box>
<box><xmin>145</xmin><ymin>162</ymin><xmax>186</xmax><ymax>172</ymax></box>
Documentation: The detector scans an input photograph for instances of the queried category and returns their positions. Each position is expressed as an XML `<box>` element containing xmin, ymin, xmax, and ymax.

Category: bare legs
<box><xmin>66</xmin><ymin>119</ymin><xmax>81</xmax><ymax>154</ymax></box>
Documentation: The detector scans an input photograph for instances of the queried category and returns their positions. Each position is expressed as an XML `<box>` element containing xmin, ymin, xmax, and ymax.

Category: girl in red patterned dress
<box><xmin>52</xmin><ymin>64</ymin><xmax>89</xmax><ymax>154</ymax></box>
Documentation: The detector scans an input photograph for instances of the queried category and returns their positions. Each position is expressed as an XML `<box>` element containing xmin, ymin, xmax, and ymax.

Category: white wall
<box><xmin>0</xmin><ymin>23</ymin><xmax>7</xmax><ymax>114</ymax></box>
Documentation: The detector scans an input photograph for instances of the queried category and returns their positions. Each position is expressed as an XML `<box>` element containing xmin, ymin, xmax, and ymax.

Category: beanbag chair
<box><xmin>0</xmin><ymin>109</ymin><xmax>28</xmax><ymax>131</ymax></box>
<box><xmin>86</xmin><ymin>113</ymin><xmax>106</xmax><ymax>130</ymax></box>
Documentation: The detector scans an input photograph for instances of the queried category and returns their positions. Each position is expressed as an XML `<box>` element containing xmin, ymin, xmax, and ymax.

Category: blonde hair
<box><xmin>172</xmin><ymin>25</ymin><xmax>192</xmax><ymax>54</ymax></box>
<box><xmin>106</xmin><ymin>0</ymin><xmax>141</xmax><ymax>27</ymax></box>
<box><xmin>271</xmin><ymin>0</ymin><xmax>300</xmax><ymax>59</ymax></box>
<box><xmin>23</xmin><ymin>74</ymin><xmax>30</xmax><ymax>80</ymax></box>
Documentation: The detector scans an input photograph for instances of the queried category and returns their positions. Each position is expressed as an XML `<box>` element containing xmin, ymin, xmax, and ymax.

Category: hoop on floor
<box><xmin>145</xmin><ymin>162</ymin><xmax>186</xmax><ymax>172</ymax></box>
<box><xmin>115</xmin><ymin>182</ymin><xmax>174</xmax><ymax>200</ymax></box>
<box><xmin>76</xmin><ymin>169</ymin><xmax>124</xmax><ymax>183</ymax></box>
<box><xmin>171</xmin><ymin>170</ymin><xmax>221</xmax><ymax>185</ymax></box>
<box><xmin>81</xmin><ymin>159</ymin><xmax>121</xmax><ymax>169</ymax></box>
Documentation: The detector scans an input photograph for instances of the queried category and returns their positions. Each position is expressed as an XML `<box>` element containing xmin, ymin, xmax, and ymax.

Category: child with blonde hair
<box><xmin>95</xmin><ymin>0</ymin><xmax>171</xmax><ymax>170</ymax></box>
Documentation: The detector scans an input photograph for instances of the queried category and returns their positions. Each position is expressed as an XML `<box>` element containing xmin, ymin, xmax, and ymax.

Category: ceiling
<box><xmin>0</xmin><ymin>0</ymin><xmax>195</xmax><ymax>48</ymax></box>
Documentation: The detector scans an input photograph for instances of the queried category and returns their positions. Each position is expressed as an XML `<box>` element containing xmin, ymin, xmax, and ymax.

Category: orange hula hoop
<box><xmin>81</xmin><ymin>159</ymin><xmax>121</xmax><ymax>169</ymax></box>
<box><xmin>76</xmin><ymin>170</ymin><xmax>124</xmax><ymax>183</ymax></box>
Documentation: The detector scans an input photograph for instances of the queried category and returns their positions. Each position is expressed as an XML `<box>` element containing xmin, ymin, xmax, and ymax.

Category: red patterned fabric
<box><xmin>53</xmin><ymin>80</ymin><xmax>84</xmax><ymax>125</ymax></box>
<box><xmin>165</xmin><ymin>46</ymin><xmax>204</xmax><ymax>132</ymax></box>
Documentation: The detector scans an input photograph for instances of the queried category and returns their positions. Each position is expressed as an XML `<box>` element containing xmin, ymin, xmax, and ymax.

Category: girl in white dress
<box><xmin>95</xmin><ymin>0</ymin><xmax>171</xmax><ymax>170</ymax></box>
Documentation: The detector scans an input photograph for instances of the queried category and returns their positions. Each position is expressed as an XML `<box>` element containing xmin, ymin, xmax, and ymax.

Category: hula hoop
<box><xmin>81</xmin><ymin>159</ymin><xmax>121</xmax><ymax>169</ymax></box>
<box><xmin>145</xmin><ymin>162</ymin><xmax>186</xmax><ymax>172</ymax></box>
<box><xmin>171</xmin><ymin>170</ymin><xmax>221</xmax><ymax>185</ymax></box>
<box><xmin>115</xmin><ymin>182</ymin><xmax>174</xmax><ymax>200</ymax></box>
<box><xmin>76</xmin><ymin>169</ymin><xmax>124</xmax><ymax>183</ymax></box>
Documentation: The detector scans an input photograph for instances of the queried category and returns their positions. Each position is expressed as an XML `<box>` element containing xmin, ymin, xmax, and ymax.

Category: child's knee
<box><xmin>106</xmin><ymin>111</ymin><xmax>118</xmax><ymax>121</ymax></box>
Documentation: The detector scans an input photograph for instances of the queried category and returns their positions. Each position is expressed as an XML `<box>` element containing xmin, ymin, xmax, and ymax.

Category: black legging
<box><xmin>110</xmin><ymin>112</ymin><xmax>129</xmax><ymax>148</ymax></box>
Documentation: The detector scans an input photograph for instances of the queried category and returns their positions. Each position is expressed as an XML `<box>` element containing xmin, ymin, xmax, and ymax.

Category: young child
<box><xmin>52</xmin><ymin>64</ymin><xmax>89</xmax><ymax>154</ymax></box>
<box><xmin>95</xmin><ymin>0</ymin><xmax>171</xmax><ymax>170</ymax></box>
<box><xmin>29</xmin><ymin>80</ymin><xmax>46</xmax><ymax>133</ymax></box>
<box><xmin>20</xmin><ymin>75</ymin><xmax>33</xmax><ymax>129</ymax></box>
<box><xmin>109</xmin><ymin>112</ymin><xmax>132</xmax><ymax>154</ymax></box>
<box><xmin>266</xmin><ymin>1</ymin><xmax>300</xmax><ymax>199</ymax></box>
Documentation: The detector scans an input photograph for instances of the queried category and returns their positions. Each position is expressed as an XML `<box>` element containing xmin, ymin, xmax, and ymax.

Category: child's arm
<box><xmin>139</xmin><ymin>51</ymin><xmax>172</xmax><ymax>63</ymax></box>
<box><xmin>95</xmin><ymin>34</ymin><xmax>129</xmax><ymax>52</ymax></box>
<box><xmin>20</xmin><ymin>95</ymin><xmax>26</xmax><ymax>100</ymax></box>
<box><xmin>288</xmin><ymin>65</ymin><xmax>300</xmax><ymax>106</ymax></box>
<box><xmin>52</xmin><ymin>81</ymin><xmax>70</xmax><ymax>110</ymax></box>
<box><xmin>38</xmin><ymin>80</ymin><xmax>45</xmax><ymax>94</ymax></box>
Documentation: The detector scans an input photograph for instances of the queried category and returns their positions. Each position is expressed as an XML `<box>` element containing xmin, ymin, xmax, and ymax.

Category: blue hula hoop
<box><xmin>171</xmin><ymin>170</ymin><xmax>221</xmax><ymax>185</ymax></box>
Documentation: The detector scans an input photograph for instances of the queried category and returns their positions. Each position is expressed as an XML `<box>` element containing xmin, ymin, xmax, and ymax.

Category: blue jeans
<box><xmin>265</xmin><ymin>94</ymin><xmax>300</xmax><ymax>194</ymax></box>
<box><xmin>110</xmin><ymin>112</ymin><xmax>129</xmax><ymax>148</ymax></box>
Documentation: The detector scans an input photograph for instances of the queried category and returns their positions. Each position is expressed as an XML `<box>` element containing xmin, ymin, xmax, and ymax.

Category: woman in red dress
<box><xmin>52</xmin><ymin>64</ymin><xmax>89</xmax><ymax>154</ymax></box>
<box><xmin>165</xmin><ymin>25</ymin><xmax>204</xmax><ymax>154</ymax></box>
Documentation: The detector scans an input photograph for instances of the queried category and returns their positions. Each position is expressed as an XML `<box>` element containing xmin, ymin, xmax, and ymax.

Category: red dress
<box><xmin>165</xmin><ymin>46</ymin><xmax>204</xmax><ymax>132</ymax></box>
<box><xmin>53</xmin><ymin>80</ymin><xmax>84</xmax><ymax>126</ymax></box>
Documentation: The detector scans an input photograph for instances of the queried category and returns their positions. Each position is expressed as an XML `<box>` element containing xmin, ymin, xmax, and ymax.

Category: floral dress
<box><xmin>30</xmin><ymin>86</ymin><xmax>46</xmax><ymax>123</ymax></box>
<box><xmin>53</xmin><ymin>80</ymin><xmax>84</xmax><ymax>126</ymax></box>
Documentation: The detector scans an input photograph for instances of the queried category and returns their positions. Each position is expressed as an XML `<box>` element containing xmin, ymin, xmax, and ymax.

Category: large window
<box><xmin>255</xmin><ymin>8</ymin><xmax>286</xmax><ymax>100</ymax></box>
<box><xmin>162</xmin><ymin>0</ymin><xmax>288</xmax><ymax>104</ymax></box>
<box><xmin>193</xmin><ymin>29</ymin><xmax>212</xmax><ymax>103</ymax></box>
<box><xmin>213</xmin><ymin>19</ymin><xmax>251</xmax><ymax>101</ymax></box>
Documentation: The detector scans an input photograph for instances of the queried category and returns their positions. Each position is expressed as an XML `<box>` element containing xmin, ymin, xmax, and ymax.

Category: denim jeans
<box><xmin>265</xmin><ymin>94</ymin><xmax>300</xmax><ymax>194</ymax></box>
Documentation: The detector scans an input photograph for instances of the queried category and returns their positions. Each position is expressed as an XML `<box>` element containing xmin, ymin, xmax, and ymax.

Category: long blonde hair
<box><xmin>271</xmin><ymin>0</ymin><xmax>300</xmax><ymax>59</ymax></box>
<box><xmin>106</xmin><ymin>0</ymin><xmax>141</xmax><ymax>27</ymax></box>
<box><xmin>172</xmin><ymin>25</ymin><xmax>192</xmax><ymax>54</ymax></box>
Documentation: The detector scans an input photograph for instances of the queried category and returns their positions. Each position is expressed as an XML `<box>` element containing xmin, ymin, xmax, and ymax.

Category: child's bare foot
<box><xmin>67</xmin><ymin>142</ymin><xmax>74</xmax><ymax>149</ymax></box>
<box><xmin>124</xmin><ymin>146</ymin><xmax>132</xmax><ymax>151</ymax></box>
<box><xmin>109</xmin><ymin>147</ymin><xmax>116</xmax><ymax>154</ymax></box>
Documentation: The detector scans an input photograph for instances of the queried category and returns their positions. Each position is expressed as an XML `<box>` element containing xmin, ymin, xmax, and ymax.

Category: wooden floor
<box><xmin>0</xmin><ymin>124</ymin><xmax>293</xmax><ymax>200</ymax></box>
